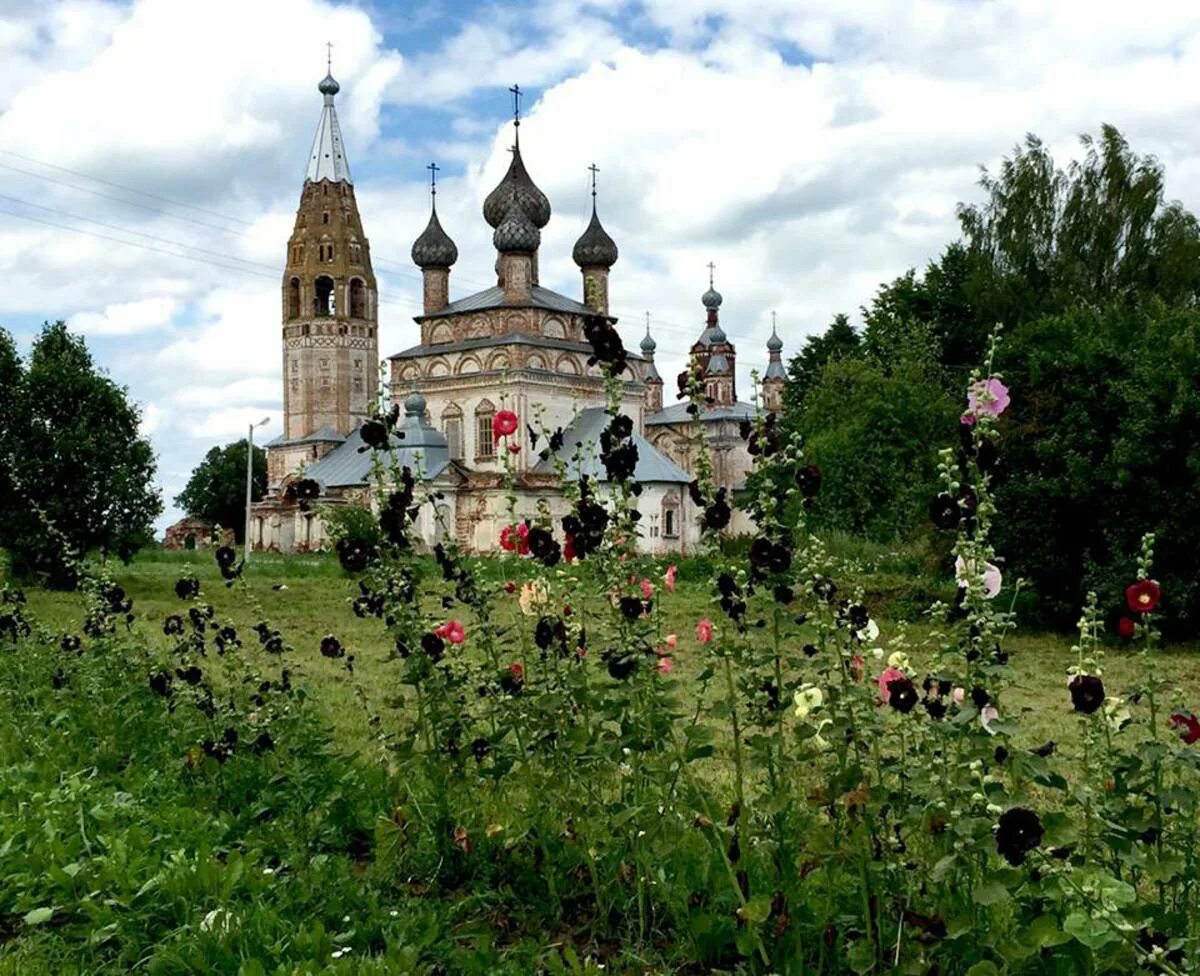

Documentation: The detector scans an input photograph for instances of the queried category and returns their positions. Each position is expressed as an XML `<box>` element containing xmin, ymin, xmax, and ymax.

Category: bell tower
<box><xmin>274</xmin><ymin>64</ymin><xmax>378</xmax><ymax>483</ymax></box>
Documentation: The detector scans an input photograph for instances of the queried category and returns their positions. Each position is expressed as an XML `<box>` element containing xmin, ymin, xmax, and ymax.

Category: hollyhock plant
<box><xmin>695</xmin><ymin>618</ymin><xmax>714</xmax><ymax>643</ymax></box>
<box><xmin>1125</xmin><ymin>579</ymin><xmax>1161</xmax><ymax>614</ymax></box>
<box><xmin>657</xmin><ymin>656</ymin><xmax>673</xmax><ymax>675</ymax></box>
<box><xmin>955</xmin><ymin>555</ymin><xmax>1002</xmax><ymax>599</ymax></box>
<box><xmin>1170</xmin><ymin>712</ymin><xmax>1200</xmax><ymax>745</ymax></box>
<box><xmin>877</xmin><ymin>666</ymin><xmax>907</xmax><ymax>704</ymax></box>
<box><xmin>436</xmin><ymin>620</ymin><xmax>465</xmax><ymax>645</ymax></box>
<box><xmin>664</xmin><ymin>565</ymin><xmax>677</xmax><ymax>592</ymax></box>
<box><xmin>1117</xmin><ymin>616</ymin><xmax>1136</xmax><ymax>638</ymax></box>
<box><xmin>965</xmin><ymin>377</ymin><xmax>1010</xmax><ymax>422</ymax></box>
<box><xmin>492</xmin><ymin>409</ymin><xmax>518</xmax><ymax>440</ymax></box>
<box><xmin>995</xmin><ymin>807</ymin><xmax>1043</xmax><ymax>866</ymax></box>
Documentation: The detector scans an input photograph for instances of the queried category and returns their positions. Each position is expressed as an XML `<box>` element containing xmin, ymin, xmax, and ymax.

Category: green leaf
<box><xmin>1064</xmin><ymin>911</ymin><xmax>1116</xmax><ymax>949</ymax></box>
<box><xmin>972</xmin><ymin>881</ymin><xmax>1010</xmax><ymax>906</ymax></box>
<box><xmin>966</xmin><ymin>962</ymin><xmax>999</xmax><ymax>976</ymax></box>
<box><xmin>1027</xmin><ymin>914</ymin><xmax>1070</xmax><ymax>949</ymax></box>
<box><xmin>23</xmin><ymin>907</ymin><xmax>54</xmax><ymax>926</ymax></box>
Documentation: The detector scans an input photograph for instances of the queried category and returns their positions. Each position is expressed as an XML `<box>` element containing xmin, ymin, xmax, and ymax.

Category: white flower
<box><xmin>793</xmin><ymin>684</ymin><xmax>824</xmax><ymax>719</ymax></box>
<box><xmin>980</xmin><ymin>705</ymin><xmax>1000</xmax><ymax>734</ymax></box>
<box><xmin>1104</xmin><ymin>697</ymin><xmax>1131</xmax><ymax>731</ymax></box>
<box><xmin>811</xmin><ymin>718</ymin><xmax>833</xmax><ymax>752</ymax></box>
<box><xmin>955</xmin><ymin>555</ymin><xmax>1002</xmax><ymax>599</ymax></box>
<box><xmin>857</xmin><ymin>619</ymin><xmax>880</xmax><ymax>642</ymax></box>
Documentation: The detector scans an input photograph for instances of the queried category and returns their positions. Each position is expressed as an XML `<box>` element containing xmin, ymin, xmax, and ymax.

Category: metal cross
<box><xmin>509</xmin><ymin>84</ymin><xmax>523</xmax><ymax>125</ymax></box>
<box><xmin>707</xmin><ymin>261</ymin><xmax>716</xmax><ymax>288</ymax></box>
<box><xmin>427</xmin><ymin>161</ymin><xmax>440</xmax><ymax>196</ymax></box>
<box><xmin>326</xmin><ymin>41</ymin><xmax>333</xmax><ymax>73</ymax></box>
<box><xmin>644</xmin><ymin>311</ymin><xmax>651</xmax><ymax>331</ymax></box>
<box><xmin>771</xmin><ymin>310</ymin><xmax>777</xmax><ymax>330</ymax></box>
<box><xmin>588</xmin><ymin>163</ymin><xmax>599</xmax><ymax>198</ymax></box>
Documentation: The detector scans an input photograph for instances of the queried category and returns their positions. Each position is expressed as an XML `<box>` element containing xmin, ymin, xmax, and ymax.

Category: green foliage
<box><xmin>175</xmin><ymin>439</ymin><xmax>267</xmax><ymax>542</ymax></box>
<box><xmin>783</xmin><ymin>312</ymin><xmax>861</xmax><ymax>411</ymax></box>
<box><xmin>1</xmin><ymin>322</ymin><xmax>161</xmax><ymax>585</ymax></box>
<box><xmin>320</xmin><ymin>502</ymin><xmax>384</xmax><ymax>558</ymax></box>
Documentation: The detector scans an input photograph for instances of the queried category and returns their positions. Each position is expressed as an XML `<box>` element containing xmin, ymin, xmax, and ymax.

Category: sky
<box><xmin>3</xmin><ymin>0</ymin><xmax>1200</xmax><ymax>534</ymax></box>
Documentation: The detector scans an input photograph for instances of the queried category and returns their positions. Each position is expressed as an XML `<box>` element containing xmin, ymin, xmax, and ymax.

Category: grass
<box><xmin>10</xmin><ymin>546</ymin><xmax>1198</xmax><ymax>755</ymax></box>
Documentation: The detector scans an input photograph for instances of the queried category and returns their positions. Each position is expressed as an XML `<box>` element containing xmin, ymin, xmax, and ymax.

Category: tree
<box><xmin>783</xmin><ymin>313</ymin><xmax>861</xmax><ymax>412</ymax></box>
<box><xmin>175</xmin><ymin>439</ymin><xmax>267</xmax><ymax>542</ymax></box>
<box><xmin>0</xmin><ymin>329</ymin><xmax>27</xmax><ymax>540</ymax></box>
<box><xmin>3</xmin><ymin>321</ymin><xmax>161</xmax><ymax>584</ymax></box>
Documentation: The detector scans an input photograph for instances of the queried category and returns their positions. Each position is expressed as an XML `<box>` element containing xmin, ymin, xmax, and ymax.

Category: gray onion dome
<box><xmin>404</xmin><ymin>389</ymin><xmax>427</xmax><ymax>416</ymax></box>
<box><xmin>701</xmin><ymin>286</ymin><xmax>723</xmax><ymax>309</ymax></box>
<box><xmin>640</xmin><ymin>328</ymin><xmax>656</xmax><ymax>355</ymax></box>
<box><xmin>573</xmin><ymin>205</ymin><xmax>618</xmax><ymax>268</ymax></box>
<box><xmin>411</xmin><ymin>206</ymin><xmax>458</xmax><ymax>268</ymax></box>
<box><xmin>493</xmin><ymin>196</ymin><xmax>541</xmax><ymax>252</ymax></box>
<box><xmin>318</xmin><ymin>73</ymin><xmax>340</xmax><ymax>96</ymax></box>
<box><xmin>767</xmin><ymin>324</ymin><xmax>783</xmax><ymax>352</ymax></box>
<box><xmin>483</xmin><ymin>147</ymin><xmax>551</xmax><ymax>229</ymax></box>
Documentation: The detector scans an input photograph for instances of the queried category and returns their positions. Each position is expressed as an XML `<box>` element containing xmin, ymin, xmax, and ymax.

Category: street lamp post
<box><xmin>245</xmin><ymin>416</ymin><xmax>270</xmax><ymax>563</ymax></box>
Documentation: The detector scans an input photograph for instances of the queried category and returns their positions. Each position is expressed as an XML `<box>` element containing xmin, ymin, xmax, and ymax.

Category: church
<box><xmin>250</xmin><ymin>72</ymin><xmax>788</xmax><ymax>555</ymax></box>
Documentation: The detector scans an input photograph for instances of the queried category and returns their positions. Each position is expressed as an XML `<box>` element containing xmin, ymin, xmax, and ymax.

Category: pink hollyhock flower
<box><xmin>657</xmin><ymin>656</ymin><xmax>674</xmax><ymax>675</ymax></box>
<box><xmin>436</xmin><ymin>620</ymin><xmax>466</xmax><ymax>645</ymax></box>
<box><xmin>955</xmin><ymin>555</ymin><xmax>1002</xmax><ymax>599</ymax></box>
<box><xmin>665</xmin><ymin>633</ymin><xmax>677</xmax><ymax>649</ymax></box>
<box><xmin>967</xmin><ymin>377</ymin><xmax>1010</xmax><ymax>418</ymax></box>
<box><xmin>695</xmin><ymin>618</ymin><xmax>714</xmax><ymax>643</ymax></box>
<box><xmin>960</xmin><ymin>412</ymin><xmax>977</xmax><ymax>427</ymax></box>
<box><xmin>665</xmin><ymin>565</ymin><xmax>678</xmax><ymax>592</ymax></box>
<box><xmin>640</xmin><ymin>578</ymin><xmax>654</xmax><ymax>600</ymax></box>
<box><xmin>877</xmin><ymin>666</ymin><xmax>907</xmax><ymax>703</ymax></box>
<box><xmin>952</xmin><ymin>687</ymin><xmax>965</xmax><ymax>704</ymax></box>
<box><xmin>492</xmin><ymin>409</ymin><xmax>518</xmax><ymax>440</ymax></box>
<box><xmin>980</xmin><ymin>705</ymin><xmax>1000</xmax><ymax>734</ymax></box>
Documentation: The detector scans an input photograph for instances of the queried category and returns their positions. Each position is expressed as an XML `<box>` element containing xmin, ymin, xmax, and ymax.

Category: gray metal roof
<box><xmin>765</xmin><ymin>359</ymin><xmax>787</xmax><ymax>380</ymax></box>
<box><xmin>305</xmin><ymin>76</ymin><xmax>351</xmax><ymax>184</ymax></box>
<box><xmin>645</xmin><ymin>401</ymin><xmax>757</xmax><ymax>426</ymax></box>
<box><xmin>305</xmin><ymin>404</ymin><xmax>452</xmax><ymax>488</ymax></box>
<box><xmin>388</xmin><ymin>331</ymin><xmax>644</xmax><ymax>363</ymax></box>
<box><xmin>706</xmin><ymin>352</ymin><xmax>730</xmax><ymax>375</ymax></box>
<box><xmin>533</xmin><ymin>407</ymin><xmax>691</xmax><ymax>483</ymax></box>
<box><xmin>420</xmin><ymin>284</ymin><xmax>594</xmax><ymax>319</ymax></box>
<box><xmin>266</xmin><ymin>426</ymin><xmax>346</xmax><ymax>448</ymax></box>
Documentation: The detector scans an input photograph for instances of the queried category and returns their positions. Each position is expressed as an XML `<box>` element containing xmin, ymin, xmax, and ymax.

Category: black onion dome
<box><xmin>573</xmin><ymin>205</ymin><xmax>619</xmax><ymax>268</ymax></box>
<box><xmin>493</xmin><ymin>196</ymin><xmax>541</xmax><ymax>253</ymax></box>
<box><xmin>411</xmin><ymin>206</ymin><xmax>458</xmax><ymax>268</ymax></box>
<box><xmin>483</xmin><ymin>148</ymin><xmax>551</xmax><ymax>229</ymax></box>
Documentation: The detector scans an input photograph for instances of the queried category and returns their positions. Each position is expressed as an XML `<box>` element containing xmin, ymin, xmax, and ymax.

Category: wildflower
<box><xmin>794</xmin><ymin>684</ymin><xmax>824</xmax><ymax>719</ymax></box>
<box><xmin>877</xmin><ymin>666</ymin><xmax>907</xmax><ymax>703</ymax></box>
<box><xmin>492</xmin><ymin>409</ymin><xmax>518</xmax><ymax>440</ymax></box>
<box><xmin>519</xmin><ymin>580</ymin><xmax>549</xmax><ymax>615</ymax></box>
<box><xmin>640</xmin><ymin>578</ymin><xmax>654</xmax><ymax>600</ymax></box>
<box><xmin>665</xmin><ymin>565</ymin><xmax>677</xmax><ymax>592</ymax></box>
<box><xmin>795</xmin><ymin>464</ymin><xmax>822</xmax><ymax>498</ymax></box>
<box><xmin>1068</xmin><ymin>674</ymin><xmax>1105</xmax><ymax>714</ymax></box>
<box><xmin>995</xmin><ymin>807</ymin><xmax>1043</xmax><ymax>866</ymax></box>
<box><xmin>174</xmin><ymin>577</ymin><xmax>200</xmax><ymax>600</ymax></box>
<box><xmin>695</xmin><ymin>618</ymin><xmax>714</xmax><ymax>643</ymax></box>
<box><xmin>966</xmin><ymin>377</ymin><xmax>1011</xmax><ymax>419</ymax></box>
<box><xmin>887</xmin><ymin>677</ymin><xmax>919</xmax><ymax>713</ymax></box>
<box><xmin>163</xmin><ymin>614</ymin><xmax>184</xmax><ymax>636</ymax></box>
<box><xmin>929</xmin><ymin>493</ymin><xmax>958</xmax><ymax>530</ymax></box>
<box><xmin>1117</xmin><ymin>616</ymin><xmax>1136</xmax><ymax>638</ymax></box>
<box><xmin>436</xmin><ymin>620</ymin><xmax>465</xmax><ymax>645</ymax></box>
<box><xmin>320</xmin><ymin>635</ymin><xmax>345</xmax><ymax>659</ymax></box>
<box><xmin>1170</xmin><ymin>712</ymin><xmax>1200</xmax><ymax>745</ymax></box>
<box><xmin>1125</xmin><ymin>579</ymin><xmax>1161</xmax><ymax>614</ymax></box>
<box><xmin>657</xmin><ymin>656</ymin><xmax>673</xmax><ymax>675</ymax></box>
<box><xmin>980</xmin><ymin>705</ymin><xmax>1000</xmax><ymax>734</ymax></box>
<box><xmin>955</xmin><ymin>555</ymin><xmax>1002</xmax><ymax>599</ymax></box>
<box><xmin>499</xmin><ymin>522</ymin><xmax>531</xmax><ymax>555</ymax></box>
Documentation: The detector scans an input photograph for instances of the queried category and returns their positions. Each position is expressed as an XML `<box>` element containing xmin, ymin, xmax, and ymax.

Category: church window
<box><xmin>663</xmin><ymin>506</ymin><xmax>677</xmax><ymax>538</ymax></box>
<box><xmin>648</xmin><ymin>514</ymin><xmax>660</xmax><ymax>539</ymax></box>
<box><xmin>314</xmin><ymin>276</ymin><xmax>335</xmax><ymax>316</ymax></box>
<box><xmin>446</xmin><ymin>418</ymin><xmax>463</xmax><ymax>460</ymax></box>
<box><xmin>349</xmin><ymin>239</ymin><xmax>361</xmax><ymax>263</ymax></box>
<box><xmin>287</xmin><ymin>277</ymin><xmax>300</xmax><ymax>319</ymax></box>
<box><xmin>354</xmin><ymin>359</ymin><xmax>361</xmax><ymax>370</ymax></box>
<box><xmin>291</xmin><ymin>243</ymin><xmax>304</xmax><ymax>264</ymax></box>
<box><xmin>474</xmin><ymin>401</ymin><xmax>496</xmax><ymax>460</ymax></box>
<box><xmin>349</xmin><ymin>278</ymin><xmax>366</xmax><ymax>318</ymax></box>
<box><xmin>354</xmin><ymin>377</ymin><xmax>363</xmax><ymax>392</ymax></box>
<box><xmin>322</xmin><ymin>211</ymin><xmax>330</xmax><ymax>224</ymax></box>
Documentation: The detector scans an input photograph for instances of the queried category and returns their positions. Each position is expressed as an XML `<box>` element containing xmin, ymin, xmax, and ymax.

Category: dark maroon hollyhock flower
<box><xmin>749</xmin><ymin>536</ymin><xmax>773</xmax><ymax>569</ymax></box>
<box><xmin>802</xmin><ymin>643</ymin><xmax>818</xmax><ymax>657</ymax></box>
<box><xmin>163</xmin><ymin>615</ymin><xmax>184</xmax><ymax>636</ymax></box>
<box><xmin>688</xmin><ymin>479</ymin><xmax>705</xmax><ymax>506</ymax></box>
<box><xmin>773</xmin><ymin>584</ymin><xmax>795</xmax><ymax>604</ymax></box>
<box><xmin>812</xmin><ymin>578</ymin><xmax>836</xmax><ymax>603</ymax></box>
<box><xmin>337</xmin><ymin>537</ymin><xmax>377</xmax><ymax>574</ymax></box>
<box><xmin>60</xmin><ymin>634</ymin><xmax>82</xmax><ymax>653</ymax></box>
<box><xmin>1031</xmin><ymin>741</ymin><xmax>1057</xmax><ymax>758</ymax></box>
<box><xmin>924</xmin><ymin>697</ymin><xmax>947</xmax><ymax>720</ymax></box>
<box><xmin>175</xmin><ymin>665</ymin><xmax>203</xmax><ymax>685</ymax></box>
<box><xmin>995</xmin><ymin>807</ymin><xmax>1044</xmax><ymax>866</ymax></box>
<box><xmin>583</xmin><ymin>316</ymin><xmax>628</xmax><ymax>374</ymax></box>
<box><xmin>887</xmin><ymin>677</ymin><xmax>919</xmax><ymax>713</ymax></box>
<box><xmin>970</xmin><ymin>687</ymin><xmax>990</xmax><ymax>709</ymax></box>
<box><xmin>795</xmin><ymin>464</ymin><xmax>822</xmax><ymax>499</ymax></box>
<box><xmin>215</xmin><ymin>545</ymin><xmax>238</xmax><ymax>570</ymax></box>
<box><xmin>929</xmin><ymin>493</ymin><xmax>958</xmax><ymax>530</ymax></box>
<box><xmin>471</xmin><ymin>737</ymin><xmax>491</xmax><ymax>762</ymax></box>
<box><xmin>320</xmin><ymin>635</ymin><xmax>345</xmax><ymax>659</ymax></box>
<box><xmin>359</xmin><ymin>404</ymin><xmax>399</xmax><ymax>452</ymax></box>
<box><xmin>606</xmin><ymin>653</ymin><xmax>637</xmax><ymax>680</ymax></box>
<box><xmin>293</xmin><ymin>478</ymin><xmax>321</xmax><ymax>511</ymax></box>
<box><xmin>527</xmin><ymin>526</ymin><xmax>561</xmax><ymax>566</ymax></box>
<box><xmin>1069</xmin><ymin>674</ymin><xmax>1105</xmax><ymax>714</ymax></box>
<box><xmin>600</xmin><ymin>438</ymin><xmax>638</xmax><ymax>484</ymax></box>
<box><xmin>847</xmin><ymin>604</ymin><xmax>870</xmax><ymax>631</ymax></box>
<box><xmin>1136</xmin><ymin>929</ymin><xmax>1187</xmax><ymax>969</ymax></box>
<box><xmin>250</xmin><ymin>731</ymin><xmax>275</xmax><ymax>754</ymax></box>
<box><xmin>1169</xmin><ymin>712</ymin><xmax>1200</xmax><ymax>745</ymax></box>
<box><xmin>215</xmin><ymin>626</ymin><xmax>240</xmax><ymax>653</ymax></box>
<box><xmin>703</xmin><ymin>488</ymin><xmax>732</xmax><ymax>532</ymax></box>
<box><xmin>175</xmin><ymin>577</ymin><xmax>200</xmax><ymax>600</ymax></box>
<box><xmin>1126</xmin><ymin>579</ymin><xmax>1162</xmax><ymax>614</ymax></box>
<box><xmin>994</xmin><ymin>746</ymin><xmax>1010</xmax><ymax>765</ymax></box>
<box><xmin>1117</xmin><ymin>616</ymin><xmax>1136</xmax><ymax>639</ymax></box>
<box><xmin>618</xmin><ymin>596</ymin><xmax>644</xmax><ymax>622</ymax></box>
<box><xmin>421</xmin><ymin>632</ymin><xmax>445</xmax><ymax>661</ymax></box>
<box><xmin>149</xmin><ymin>670</ymin><xmax>173</xmax><ymax>697</ymax></box>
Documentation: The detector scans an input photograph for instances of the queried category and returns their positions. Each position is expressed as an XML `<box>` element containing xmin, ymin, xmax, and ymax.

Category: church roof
<box><xmin>533</xmin><ymin>407</ymin><xmax>691</xmax><ymax>484</ymax></box>
<box><xmin>411</xmin><ymin>203</ymin><xmax>458</xmax><ymax>268</ymax></box>
<box><xmin>644</xmin><ymin>401</ymin><xmax>757</xmax><ymax>426</ymax></box>
<box><xmin>482</xmin><ymin>144</ymin><xmax>551</xmax><ymax>229</ymax></box>
<box><xmin>266</xmin><ymin>426</ymin><xmax>345</xmax><ymax>448</ymax></box>
<box><xmin>416</xmin><ymin>283</ymin><xmax>597</xmax><ymax>320</ymax></box>
<box><xmin>573</xmin><ymin>205</ymin><xmax>618</xmax><ymax>268</ymax></box>
<box><xmin>765</xmin><ymin>359</ymin><xmax>787</xmax><ymax>380</ymax></box>
<box><xmin>306</xmin><ymin>73</ymin><xmax>352</xmax><ymax>184</ymax></box>
<box><xmin>388</xmin><ymin>331</ymin><xmax>645</xmax><ymax>363</ymax></box>
<box><xmin>305</xmin><ymin>404</ymin><xmax>453</xmax><ymax>487</ymax></box>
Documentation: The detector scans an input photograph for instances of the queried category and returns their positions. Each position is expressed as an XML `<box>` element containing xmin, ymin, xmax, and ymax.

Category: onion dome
<box><xmin>483</xmin><ymin>147</ymin><xmax>551</xmax><ymax>229</ymax></box>
<box><xmin>640</xmin><ymin>327</ymin><xmax>656</xmax><ymax>355</ymax></box>
<box><xmin>702</xmin><ymin>285</ymin><xmax>723</xmax><ymax>310</ymax></box>
<box><xmin>573</xmin><ymin>205</ymin><xmax>619</xmax><ymax>268</ymax></box>
<box><xmin>767</xmin><ymin>324</ymin><xmax>782</xmax><ymax>352</ymax></box>
<box><xmin>493</xmin><ymin>196</ymin><xmax>541</xmax><ymax>253</ymax></box>
<box><xmin>405</xmin><ymin>390</ymin><xmax>427</xmax><ymax>416</ymax></box>
<box><xmin>318</xmin><ymin>73</ymin><xmax>340</xmax><ymax>96</ymax></box>
<box><xmin>411</xmin><ymin>205</ymin><xmax>458</xmax><ymax>268</ymax></box>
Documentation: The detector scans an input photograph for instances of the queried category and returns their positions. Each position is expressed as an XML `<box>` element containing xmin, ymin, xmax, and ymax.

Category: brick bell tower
<box><xmin>272</xmin><ymin>65</ymin><xmax>378</xmax><ymax>485</ymax></box>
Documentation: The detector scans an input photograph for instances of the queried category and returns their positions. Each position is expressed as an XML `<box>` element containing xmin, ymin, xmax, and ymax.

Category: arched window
<box><xmin>290</xmin><ymin>242</ymin><xmax>304</xmax><ymax>264</ymax></box>
<box><xmin>322</xmin><ymin>211</ymin><xmax>330</xmax><ymax>224</ymax></box>
<box><xmin>474</xmin><ymin>399</ymin><xmax>495</xmax><ymax>461</ymax></box>
<box><xmin>349</xmin><ymin>239</ymin><xmax>362</xmax><ymax>264</ymax></box>
<box><xmin>442</xmin><ymin>403</ymin><xmax>464</xmax><ymax>461</ymax></box>
<box><xmin>663</xmin><ymin>498</ymin><xmax>679</xmax><ymax>538</ymax></box>
<box><xmin>349</xmin><ymin>278</ymin><xmax>366</xmax><ymax>318</ymax></box>
<box><xmin>287</xmin><ymin>277</ymin><xmax>300</xmax><ymax>319</ymax></box>
<box><xmin>314</xmin><ymin>275</ymin><xmax>335</xmax><ymax>316</ymax></box>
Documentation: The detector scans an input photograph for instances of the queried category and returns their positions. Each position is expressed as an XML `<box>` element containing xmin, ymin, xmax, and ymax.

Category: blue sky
<box><xmin>3</xmin><ymin>0</ymin><xmax>1200</xmax><ymax>534</ymax></box>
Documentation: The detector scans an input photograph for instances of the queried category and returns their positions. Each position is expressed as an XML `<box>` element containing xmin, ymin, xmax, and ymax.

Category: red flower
<box><xmin>1117</xmin><ymin>617</ymin><xmax>1136</xmax><ymax>639</ymax></box>
<box><xmin>436</xmin><ymin>620</ymin><xmax>465</xmax><ymax>644</ymax></box>
<box><xmin>507</xmin><ymin>442</ymin><xmax>521</xmax><ymax>454</ymax></box>
<box><xmin>1170</xmin><ymin>712</ymin><xmax>1200</xmax><ymax>745</ymax></box>
<box><xmin>563</xmin><ymin>532</ymin><xmax>576</xmax><ymax>562</ymax></box>
<box><xmin>509</xmin><ymin>662</ymin><xmax>524</xmax><ymax>681</ymax></box>
<box><xmin>504</xmin><ymin>581</ymin><xmax>516</xmax><ymax>593</ymax></box>
<box><xmin>493</xmin><ymin>409</ymin><xmax>518</xmax><ymax>440</ymax></box>
<box><xmin>499</xmin><ymin>523</ymin><xmax>530</xmax><ymax>555</ymax></box>
<box><xmin>1126</xmin><ymin>579</ymin><xmax>1161</xmax><ymax>614</ymax></box>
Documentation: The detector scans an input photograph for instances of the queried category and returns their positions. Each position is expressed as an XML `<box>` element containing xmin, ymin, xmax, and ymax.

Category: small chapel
<box><xmin>251</xmin><ymin>72</ymin><xmax>788</xmax><ymax>555</ymax></box>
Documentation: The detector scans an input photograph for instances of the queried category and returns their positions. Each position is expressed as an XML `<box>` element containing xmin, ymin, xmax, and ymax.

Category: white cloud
<box><xmin>69</xmin><ymin>296</ymin><xmax>177</xmax><ymax>335</ymax></box>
